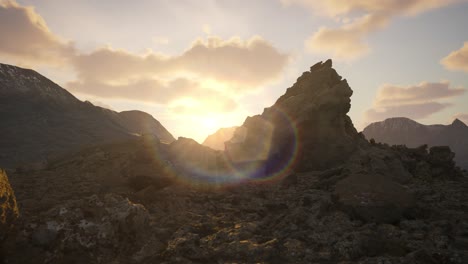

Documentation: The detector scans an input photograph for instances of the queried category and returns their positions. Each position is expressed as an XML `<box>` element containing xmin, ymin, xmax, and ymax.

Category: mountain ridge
<box><xmin>363</xmin><ymin>117</ymin><xmax>468</xmax><ymax>169</ymax></box>
<box><xmin>0</xmin><ymin>62</ymin><xmax>175</xmax><ymax>168</ymax></box>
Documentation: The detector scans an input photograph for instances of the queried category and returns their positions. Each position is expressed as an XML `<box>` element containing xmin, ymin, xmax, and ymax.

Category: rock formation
<box><xmin>226</xmin><ymin>59</ymin><xmax>363</xmax><ymax>172</ymax></box>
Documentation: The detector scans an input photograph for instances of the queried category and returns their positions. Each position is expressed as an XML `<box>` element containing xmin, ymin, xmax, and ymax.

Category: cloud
<box><xmin>68</xmin><ymin>36</ymin><xmax>288</xmax><ymax>113</ymax></box>
<box><xmin>0</xmin><ymin>1</ymin><xmax>289</xmax><ymax>114</ymax></box>
<box><xmin>68</xmin><ymin>77</ymin><xmax>238</xmax><ymax>113</ymax></box>
<box><xmin>0</xmin><ymin>0</ymin><xmax>75</xmax><ymax>64</ymax></box>
<box><xmin>441</xmin><ymin>41</ymin><xmax>468</xmax><ymax>73</ymax></box>
<box><xmin>364</xmin><ymin>81</ymin><xmax>466</xmax><ymax>123</ymax></box>
<box><xmin>306</xmin><ymin>13</ymin><xmax>388</xmax><ymax>59</ymax></box>
<box><xmin>73</xmin><ymin>36</ymin><xmax>289</xmax><ymax>89</ymax></box>
<box><xmin>283</xmin><ymin>0</ymin><xmax>461</xmax><ymax>60</ymax></box>
<box><xmin>365</xmin><ymin>102</ymin><xmax>451</xmax><ymax>121</ymax></box>
<box><xmin>374</xmin><ymin>81</ymin><xmax>465</xmax><ymax>106</ymax></box>
<box><xmin>68</xmin><ymin>78</ymin><xmax>196</xmax><ymax>104</ymax></box>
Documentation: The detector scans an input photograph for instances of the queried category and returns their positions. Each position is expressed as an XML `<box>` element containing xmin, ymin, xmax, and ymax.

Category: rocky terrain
<box><xmin>0</xmin><ymin>63</ymin><xmax>174</xmax><ymax>169</ymax></box>
<box><xmin>363</xmin><ymin>117</ymin><xmax>468</xmax><ymax>170</ymax></box>
<box><xmin>1</xmin><ymin>60</ymin><xmax>467</xmax><ymax>263</ymax></box>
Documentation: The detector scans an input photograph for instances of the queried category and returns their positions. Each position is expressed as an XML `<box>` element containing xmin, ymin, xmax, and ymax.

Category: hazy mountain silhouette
<box><xmin>363</xmin><ymin>117</ymin><xmax>468</xmax><ymax>169</ymax></box>
<box><xmin>202</xmin><ymin>126</ymin><xmax>238</xmax><ymax>150</ymax></box>
<box><xmin>0</xmin><ymin>63</ymin><xmax>174</xmax><ymax>168</ymax></box>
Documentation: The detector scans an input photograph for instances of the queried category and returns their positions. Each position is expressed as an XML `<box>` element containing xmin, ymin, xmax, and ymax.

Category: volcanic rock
<box><xmin>334</xmin><ymin>173</ymin><xmax>415</xmax><ymax>224</ymax></box>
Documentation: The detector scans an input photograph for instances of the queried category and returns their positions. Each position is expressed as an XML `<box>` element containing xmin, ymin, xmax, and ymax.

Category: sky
<box><xmin>1</xmin><ymin>0</ymin><xmax>468</xmax><ymax>142</ymax></box>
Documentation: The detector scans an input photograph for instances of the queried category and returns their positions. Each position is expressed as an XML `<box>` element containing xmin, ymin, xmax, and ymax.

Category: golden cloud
<box><xmin>283</xmin><ymin>0</ymin><xmax>462</xmax><ymax>60</ymax></box>
<box><xmin>73</xmin><ymin>36</ymin><xmax>289</xmax><ymax>89</ymax></box>
<box><xmin>441</xmin><ymin>42</ymin><xmax>468</xmax><ymax>73</ymax></box>
<box><xmin>69</xmin><ymin>36</ymin><xmax>289</xmax><ymax>113</ymax></box>
<box><xmin>0</xmin><ymin>0</ymin><xmax>75</xmax><ymax>64</ymax></box>
<box><xmin>364</xmin><ymin>81</ymin><xmax>465</xmax><ymax>123</ymax></box>
<box><xmin>306</xmin><ymin>14</ymin><xmax>388</xmax><ymax>60</ymax></box>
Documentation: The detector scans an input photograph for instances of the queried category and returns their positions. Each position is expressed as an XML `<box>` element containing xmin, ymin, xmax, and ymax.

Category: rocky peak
<box><xmin>0</xmin><ymin>63</ymin><xmax>80</xmax><ymax>106</ymax></box>
<box><xmin>275</xmin><ymin>59</ymin><xmax>352</xmax><ymax>115</ymax></box>
<box><xmin>202</xmin><ymin>127</ymin><xmax>238</xmax><ymax>150</ymax></box>
<box><xmin>451</xmin><ymin>118</ymin><xmax>467</xmax><ymax>128</ymax></box>
<box><xmin>226</xmin><ymin>59</ymin><xmax>362</xmax><ymax>172</ymax></box>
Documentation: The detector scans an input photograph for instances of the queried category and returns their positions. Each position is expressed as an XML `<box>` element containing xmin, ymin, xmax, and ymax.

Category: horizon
<box><xmin>1</xmin><ymin>0</ymin><xmax>468</xmax><ymax>142</ymax></box>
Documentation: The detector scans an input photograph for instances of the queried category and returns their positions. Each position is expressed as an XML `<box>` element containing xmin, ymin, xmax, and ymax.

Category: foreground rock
<box><xmin>3</xmin><ymin>194</ymin><xmax>164</xmax><ymax>263</ymax></box>
<box><xmin>0</xmin><ymin>168</ymin><xmax>19</xmax><ymax>261</ymax></box>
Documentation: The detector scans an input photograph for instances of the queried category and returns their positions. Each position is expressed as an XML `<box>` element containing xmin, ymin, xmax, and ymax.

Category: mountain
<box><xmin>202</xmin><ymin>126</ymin><xmax>238</xmax><ymax>150</ymax></box>
<box><xmin>363</xmin><ymin>117</ymin><xmax>468</xmax><ymax>169</ymax></box>
<box><xmin>0</xmin><ymin>63</ymin><xmax>174</xmax><ymax>168</ymax></box>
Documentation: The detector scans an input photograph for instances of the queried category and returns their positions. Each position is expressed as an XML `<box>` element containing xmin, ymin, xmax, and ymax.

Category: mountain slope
<box><xmin>363</xmin><ymin>117</ymin><xmax>468</xmax><ymax>169</ymax></box>
<box><xmin>202</xmin><ymin>126</ymin><xmax>238</xmax><ymax>150</ymax></box>
<box><xmin>0</xmin><ymin>63</ymin><xmax>174</xmax><ymax>168</ymax></box>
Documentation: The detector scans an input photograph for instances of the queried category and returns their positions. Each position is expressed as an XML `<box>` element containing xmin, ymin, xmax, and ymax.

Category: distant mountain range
<box><xmin>363</xmin><ymin>117</ymin><xmax>468</xmax><ymax>170</ymax></box>
<box><xmin>0</xmin><ymin>63</ymin><xmax>174</xmax><ymax>168</ymax></box>
<box><xmin>202</xmin><ymin>126</ymin><xmax>238</xmax><ymax>150</ymax></box>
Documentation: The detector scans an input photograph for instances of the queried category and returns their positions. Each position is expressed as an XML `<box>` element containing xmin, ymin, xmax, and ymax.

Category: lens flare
<box><xmin>141</xmin><ymin>107</ymin><xmax>300</xmax><ymax>188</ymax></box>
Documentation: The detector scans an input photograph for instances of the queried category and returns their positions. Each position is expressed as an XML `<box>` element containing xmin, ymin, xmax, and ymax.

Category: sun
<box><xmin>201</xmin><ymin>116</ymin><xmax>219</xmax><ymax>132</ymax></box>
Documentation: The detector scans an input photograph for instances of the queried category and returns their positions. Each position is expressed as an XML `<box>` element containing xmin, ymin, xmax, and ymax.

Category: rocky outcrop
<box><xmin>202</xmin><ymin>126</ymin><xmax>238</xmax><ymax>150</ymax></box>
<box><xmin>3</xmin><ymin>193</ymin><xmax>164</xmax><ymax>263</ymax></box>
<box><xmin>0</xmin><ymin>169</ymin><xmax>18</xmax><ymax>238</ymax></box>
<box><xmin>363</xmin><ymin>117</ymin><xmax>468</xmax><ymax>170</ymax></box>
<box><xmin>226</xmin><ymin>59</ymin><xmax>362</xmax><ymax>172</ymax></box>
<box><xmin>389</xmin><ymin>144</ymin><xmax>464</xmax><ymax>180</ymax></box>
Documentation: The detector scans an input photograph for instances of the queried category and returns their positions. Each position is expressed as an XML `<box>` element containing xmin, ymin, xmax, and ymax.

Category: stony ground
<box><xmin>3</xmin><ymin>139</ymin><xmax>468</xmax><ymax>264</ymax></box>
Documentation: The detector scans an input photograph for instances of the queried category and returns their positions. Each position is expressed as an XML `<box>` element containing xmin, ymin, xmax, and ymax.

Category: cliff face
<box><xmin>226</xmin><ymin>59</ymin><xmax>362</xmax><ymax>171</ymax></box>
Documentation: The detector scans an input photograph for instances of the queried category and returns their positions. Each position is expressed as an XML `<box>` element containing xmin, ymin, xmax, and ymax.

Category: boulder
<box><xmin>334</xmin><ymin>173</ymin><xmax>415</xmax><ymax>223</ymax></box>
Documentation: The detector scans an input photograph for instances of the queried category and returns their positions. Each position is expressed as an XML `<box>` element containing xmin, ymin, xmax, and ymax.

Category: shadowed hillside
<box><xmin>0</xmin><ymin>63</ymin><xmax>175</xmax><ymax>169</ymax></box>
